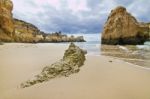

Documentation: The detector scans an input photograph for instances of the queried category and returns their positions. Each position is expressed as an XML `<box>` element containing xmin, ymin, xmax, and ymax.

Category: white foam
<box><xmin>137</xmin><ymin>45</ymin><xmax>150</xmax><ymax>50</ymax></box>
<box><xmin>118</xmin><ymin>45</ymin><xmax>129</xmax><ymax>52</ymax></box>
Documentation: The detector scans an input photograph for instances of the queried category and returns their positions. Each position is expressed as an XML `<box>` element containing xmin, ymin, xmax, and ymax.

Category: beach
<box><xmin>0</xmin><ymin>43</ymin><xmax>150</xmax><ymax>99</ymax></box>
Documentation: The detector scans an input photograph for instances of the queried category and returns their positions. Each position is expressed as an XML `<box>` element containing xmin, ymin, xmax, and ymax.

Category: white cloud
<box><xmin>67</xmin><ymin>0</ymin><xmax>90</xmax><ymax>13</ymax></box>
<box><xmin>11</xmin><ymin>0</ymin><xmax>150</xmax><ymax>33</ymax></box>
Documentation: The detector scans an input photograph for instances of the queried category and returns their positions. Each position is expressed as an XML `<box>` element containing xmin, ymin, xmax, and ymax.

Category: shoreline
<box><xmin>1</xmin><ymin>43</ymin><xmax>149</xmax><ymax>68</ymax></box>
<box><xmin>101</xmin><ymin>44</ymin><xmax>150</xmax><ymax>68</ymax></box>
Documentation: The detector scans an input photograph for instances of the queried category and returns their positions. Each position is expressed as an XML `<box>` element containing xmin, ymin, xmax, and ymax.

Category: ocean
<box><xmin>38</xmin><ymin>33</ymin><xmax>150</xmax><ymax>67</ymax></box>
<box><xmin>70</xmin><ymin>33</ymin><xmax>150</xmax><ymax>67</ymax></box>
<box><xmin>67</xmin><ymin>33</ymin><xmax>150</xmax><ymax>56</ymax></box>
<box><xmin>72</xmin><ymin>41</ymin><xmax>100</xmax><ymax>55</ymax></box>
<box><xmin>67</xmin><ymin>33</ymin><xmax>101</xmax><ymax>55</ymax></box>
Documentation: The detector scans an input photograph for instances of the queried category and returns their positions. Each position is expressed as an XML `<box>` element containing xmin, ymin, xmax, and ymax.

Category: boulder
<box><xmin>102</xmin><ymin>6</ymin><xmax>149</xmax><ymax>45</ymax></box>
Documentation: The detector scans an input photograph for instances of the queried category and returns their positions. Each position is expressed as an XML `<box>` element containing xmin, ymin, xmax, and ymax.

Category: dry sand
<box><xmin>0</xmin><ymin>43</ymin><xmax>150</xmax><ymax>99</ymax></box>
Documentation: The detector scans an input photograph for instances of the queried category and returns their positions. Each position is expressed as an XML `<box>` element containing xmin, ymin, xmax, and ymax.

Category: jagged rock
<box><xmin>0</xmin><ymin>0</ymin><xmax>14</xmax><ymax>42</ymax></box>
<box><xmin>102</xmin><ymin>6</ymin><xmax>149</xmax><ymax>45</ymax></box>
<box><xmin>20</xmin><ymin>43</ymin><xmax>87</xmax><ymax>88</ymax></box>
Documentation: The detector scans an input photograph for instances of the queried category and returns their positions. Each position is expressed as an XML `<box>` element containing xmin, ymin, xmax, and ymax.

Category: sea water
<box><xmin>137</xmin><ymin>41</ymin><xmax>150</xmax><ymax>50</ymax></box>
<box><xmin>74</xmin><ymin>41</ymin><xmax>101</xmax><ymax>55</ymax></box>
<box><xmin>67</xmin><ymin>33</ymin><xmax>101</xmax><ymax>55</ymax></box>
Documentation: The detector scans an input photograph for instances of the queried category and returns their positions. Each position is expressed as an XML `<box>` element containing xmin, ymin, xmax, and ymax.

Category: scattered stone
<box><xmin>109</xmin><ymin>60</ymin><xmax>113</xmax><ymax>62</ymax></box>
<box><xmin>0</xmin><ymin>42</ymin><xmax>3</xmax><ymax>45</ymax></box>
<box><xmin>20</xmin><ymin>43</ymin><xmax>87</xmax><ymax>88</ymax></box>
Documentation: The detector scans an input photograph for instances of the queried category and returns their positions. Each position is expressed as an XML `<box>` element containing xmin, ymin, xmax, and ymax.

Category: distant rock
<box><xmin>102</xmin><ymin>6</ymin><xmax>149</xmax><ymax>45</ymax></box>
<box><xmin>68</xmin><ymin>35</ymin><xmax>85</xmax><ymax>42</ymax></box>
<box><xmin>44</xmin><ymin>32</ymin><xmax>85</xmax><ymax>43</ymax></box>
<box><xmin>75</xmin><ymin>36</ymin><xmax>85</xmax><ymax>42</ymax></box>
<box><xmin>20</xmin><ymin>43</ymin><xmax>87</xmax><ymax>88</ymax></box>
<box><xmin>0</xmin><ymin>0</ymin><xmax>14</xmax><ymax>42</ymax></box>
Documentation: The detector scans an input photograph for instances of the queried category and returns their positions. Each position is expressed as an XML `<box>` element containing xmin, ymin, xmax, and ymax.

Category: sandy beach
<box><xmin>0</xmin><ymin>43</ymin><xmax>150</xmax><ymax>99</ymax></box>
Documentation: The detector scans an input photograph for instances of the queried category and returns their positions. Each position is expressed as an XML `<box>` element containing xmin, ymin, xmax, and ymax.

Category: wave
<box><xmin>137</xmin><ymin>41</ymin><xmax>150</xmax><ymax>51</ymax></box>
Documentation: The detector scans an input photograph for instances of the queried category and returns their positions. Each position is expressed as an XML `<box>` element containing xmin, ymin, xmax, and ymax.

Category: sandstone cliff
<box><xmin>21</xmin><ymin>43</ymin><xmax>87</xmax><ymax>88</ymax></box>
<box><xmin>0</xmin><ymin>0</ymin><xmax>85</xmax><ymax>43</ymax></box>
<box><xmin>14</xmin><ymin>19</ymin><xmax>85</xmax><ymax>43</ymax></box>
<box><xmin>0</xmin><ymin>0</ymin><xmax>14</xmax><ymax>42</ymax></box>
<box><xmin>102</xmin><ymin>6</ymin><xmax>149</xmax><ymax>45</ymax></box>
<box><xmin>13</xmin><ymin>19</ymin><xmax>44</xmax><ymax>42</ymax></box>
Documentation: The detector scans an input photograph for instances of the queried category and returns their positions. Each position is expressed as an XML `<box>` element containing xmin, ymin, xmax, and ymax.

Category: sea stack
<box><xmin>102</xmin><ymin>6</ymin><xmax>149</xmax><ymax>45</ymax></box>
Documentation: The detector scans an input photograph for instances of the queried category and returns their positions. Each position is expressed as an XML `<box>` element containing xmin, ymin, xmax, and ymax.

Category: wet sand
<box><xmin>1</xmin><ymin>43</ymin><xmax>150</xmax><ymax>99</ymax></box>
<box><xmin>101</xmin><ymin>45</ymin><xmax>150</xmax><ymax>67</ymax></box>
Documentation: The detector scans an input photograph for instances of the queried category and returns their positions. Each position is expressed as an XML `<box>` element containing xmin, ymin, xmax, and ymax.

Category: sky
<box><xmin>12</xmin><ymin>0</ymin><xmax>150</xmax><ymax>34</ymax></box>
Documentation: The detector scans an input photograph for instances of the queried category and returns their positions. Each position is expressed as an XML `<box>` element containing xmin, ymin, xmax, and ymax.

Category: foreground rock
<box><xmin>102</xmin><ymin>6</ymin><xmax>149</xmax><ymax>45</ymax></box>
<box><xmin>20</xmin><ymin>43</ymin><xmax>87</xmax><ymax>88</ymax></box>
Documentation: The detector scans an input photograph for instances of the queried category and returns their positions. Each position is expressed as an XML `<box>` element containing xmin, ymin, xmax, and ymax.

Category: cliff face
<box><xmin>13</xmin><ymin>19</ymin><xmax>85</xmax><ymax>42</ymax></box>
<box><xmin>0</xmin><ymin>0</ymin><xmax>85</xmax><ymax>43</ymax></box>
<box><xmin>102</xmin><ymin>6</ymin><xmax>149</xmax><ymax>45</ymax></box>
<box><xmin>13</xmin><ymin>19</ymin><xmax>44</xmax><ymax>42</ymax></box>
<box><xmin>0</xmin><ymin>0</ymin><xmax>14</xmax><ymax>42</ymax></box>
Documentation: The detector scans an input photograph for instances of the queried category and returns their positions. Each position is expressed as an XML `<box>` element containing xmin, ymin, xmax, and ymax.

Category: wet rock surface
<box><xmin>20</xmin><ymin>43</ymin><xmax>87</xmax><ymax>88</ymax></box>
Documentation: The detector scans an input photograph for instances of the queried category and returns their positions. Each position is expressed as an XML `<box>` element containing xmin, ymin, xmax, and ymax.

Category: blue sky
<box><xmin>12</xmin><ymin>0</ymin><xmax>150</xmax><ymax>34</ymax></box>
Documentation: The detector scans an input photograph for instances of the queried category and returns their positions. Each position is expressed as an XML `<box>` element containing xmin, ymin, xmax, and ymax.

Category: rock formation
<box><xmin>13</xmin><ymin>19</ymin><xmax>44</xmax><ymax>42</ymax></box>
<box><xmin>0</xmin><ymin>0</ymin><xmax>14</xmax><ymax>42</ymax></box>
<box><xmin>45</xmin><ymin>33</ymin><xmax>85</xmax><ymax>42</ymax></box>
<box><xmin>102</xmin><ymin>6</ymin><xmax>149</xmax><ymax>45</ymax></box>
<box><xmin>0</xmin><ymin>0</ymin><xmax>85</xmax><ymax>43</ymax></box>
<box><xmin>20</xmin><ymin>43</ymin><xmax>87</xmax><ymax>88</ymax></box>
<box><xmin>14</xmin><ymin>19</ymin><xmax>86</xmax><ymax>43</ymax></box>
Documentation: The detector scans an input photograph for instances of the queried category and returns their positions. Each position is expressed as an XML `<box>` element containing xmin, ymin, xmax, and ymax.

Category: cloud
<box><xmin>12</xmin><ymin>0</ymin><xmax>150</xmax><ymax>34</ymax></box>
